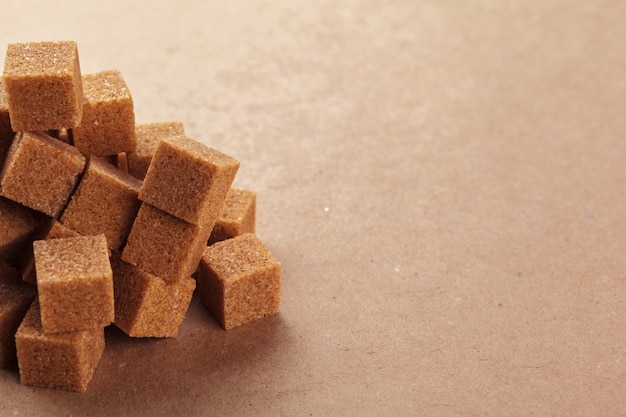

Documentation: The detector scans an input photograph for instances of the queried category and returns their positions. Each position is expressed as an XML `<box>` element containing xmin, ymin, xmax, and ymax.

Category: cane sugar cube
<box><xmin>127</xmin><ymin>121</ymin><xmax>184</xmax><ymax>180</ymax></box>
<box><xmin>122</xmin><ymin>203</ymin><xmax>212</xmax><ymax>283</ymax></box>
<box><xmin>0</xmin><ymin>83</ymin><xmax>15</xmax><ymax>167</ymax></box>
<box><xmin>2</xmin><ymin>41</ymin><xmax>83</xmax><ymax>131</ymax></box>
<box><xmin>15</xmin><ymin>300</ymin><xmax>104</xmax><ymax>392</ymax></box>
<box><xmin>60</xmin><ymin>157</ymin><xmax>142</xmax><ymax>250</ymax></box>
<box><xmin>111</xmin><ymin>254</ymin><xmax>196</xmax><ymax>338</ymax></box>
<box><xmin>0</xmin><ymin>197</ymin><xmax>38</xmax><ymax>263</ymax></box>
<box><xmin>34</xmin><ymin>234</ymin><xmax>113</xmax><ymax>333</ymax></box>
<box><xmin>209</xmin><ymin>188</ymin><xmax>256</xmax><ymax>245</ymax></box>
<box><xmin>19</xmin><ymin>219</ymin><xmax>81</xmax><ymax>285</ymax></box>
<box><xmin>73</xmin><ymin>70</ymin><xmax>136</xmax><ymax>156</ymax></box>
<box><xmin>139</xmin><ymin>135</ymin><xmax>239</xmax><ymax>225</ymax></box>
<box><xmin>197</xmin><ymin>233</ymin><xmax>281</xmax><ymax>330</ymax></box>
<box><xmin>0</xmin><ymin>131</ymin><xmax>86</xmax><ymax>218</ymax></box>
<box><xmin>0</xmin><ymin>264</ymin><xmax>36</xmax><ymax>368</ymax></box>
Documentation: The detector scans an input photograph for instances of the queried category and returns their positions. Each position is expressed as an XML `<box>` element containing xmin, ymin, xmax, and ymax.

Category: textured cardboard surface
<box><xmin>1</xmin><ymin>1</ymin><xmax>625</xmax><ymax>415</ymax></box>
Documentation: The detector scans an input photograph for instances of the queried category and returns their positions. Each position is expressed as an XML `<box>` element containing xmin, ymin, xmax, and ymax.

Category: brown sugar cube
<box><xmin>0</xmin><ymin>264</ymin><xmax>36</xmax><ymax>367</ymax></box>
<box><xmin>0</xmin><ymin>83</ymin><xmax>15</xmax><ymax>168</ymax></box>
<box><xmin>34</xmin><ymin>234</ymin><xmax>113</xmax><ymax>333</ymax></box>
<box><xmin>15</xmin><ymin>300</ymin><xmax>104</xmax><ymax>392</ymax></box>
<box><xmin>139</xmin><ymin>135</ymin><xmax>240</xmax><ymax>225</ymax></box>
<box><xmin>0</xmin><ymin>196</ymin><xmax>38</xmax><ymax>263</ymax></box>
<box><xmin>2</xmin><ymin>41</ymin><xmax>83</xmax><ymax>131</ymax></box>
<box><xmin>209</xmin><ymin>188</ymin><xmax>256</xmax><ymax>245</ymax></box>
<box><xmin>73</xmin><ymin>70</ymin><xmax>136</xmax><ymax>156</ymax></box>
<box><xmin>19</xmin><ymin>218</ymin><xmax>81</xmax><ymax>285</ymax></box>
<box><xmin>127</xmin><ymin>121</ymin><xmax>184</xmax><ymax>180</ymax></box>
<box><xmin>0</xmin><ymin>131</ymin><xmax>86</xmax><ymax>218</ymax></box>
<box><xmin>60</xmin><ymin>156</ymin><xmax>142</xmax><ymax>250</ymax></box>
<box><xmin>197</xmin><ymin>233</ymin><xmax>281</xmax><ymax>330</ymax></box>
<box><xmin>111</xmin><ymin>253</ymin><xmax>196</xmax><ymax>338</ymax></box>
<box><xmin>122</xmin><ymin>203</ymin><xmax>213</xmax><ymax>283</ymax></box>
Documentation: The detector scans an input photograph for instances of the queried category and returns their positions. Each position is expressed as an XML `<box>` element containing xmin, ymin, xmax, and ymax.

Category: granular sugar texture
<box><xmin>2</xmin><ymin>41</ymin><xmax>83</xmax><ymax>131</ymax></box>
<box><xmin>0</xmin><ymin>39</ymin><xmax>282</xmax><ymax>393</ymax></box>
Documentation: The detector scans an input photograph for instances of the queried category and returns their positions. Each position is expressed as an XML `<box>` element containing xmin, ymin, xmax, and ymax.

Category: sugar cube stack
<box><xmin>0</xmin><ymin>39</ymin><xmax>281</xmax><ymax>393</ymax></box>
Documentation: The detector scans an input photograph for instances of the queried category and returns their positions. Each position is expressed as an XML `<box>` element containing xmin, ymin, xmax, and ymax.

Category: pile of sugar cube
<box><xmin>0</xmin><ymin>40</ymin><xmax>281</xmax><ymax>392</ymax></box>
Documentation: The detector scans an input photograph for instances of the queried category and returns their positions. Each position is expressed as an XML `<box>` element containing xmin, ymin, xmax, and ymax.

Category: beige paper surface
<box><xmin>1</xmin><ymin>1</ymin><xmax>625</xmax><ymax>415</ymax></box>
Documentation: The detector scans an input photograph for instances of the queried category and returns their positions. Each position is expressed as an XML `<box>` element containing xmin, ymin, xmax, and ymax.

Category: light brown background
<box><xmin>1</xmin><ymin>1</ymin><xmax>625</xmax><ymax>415</ymax></box>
